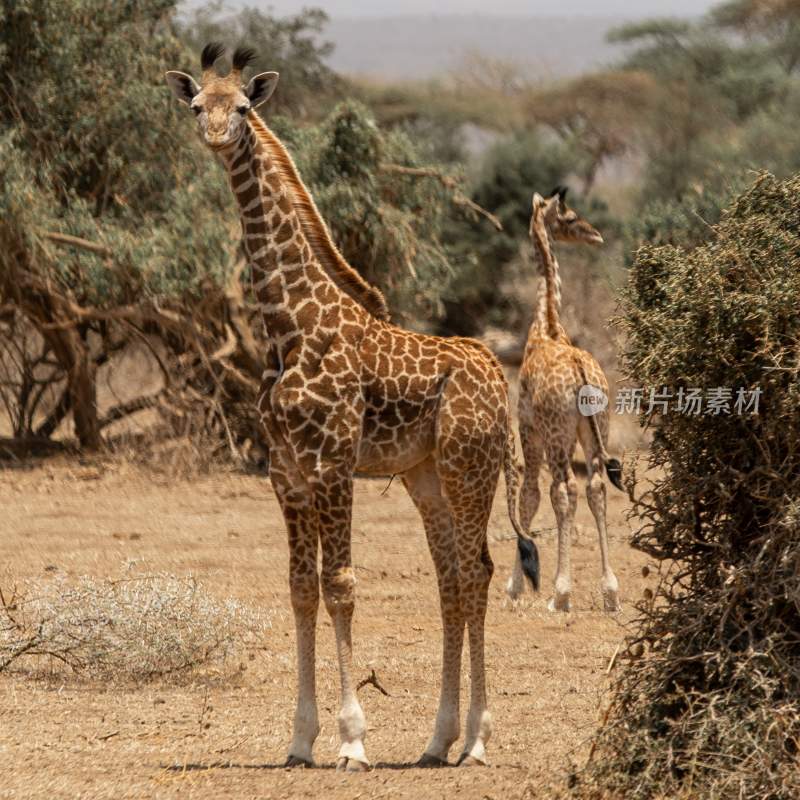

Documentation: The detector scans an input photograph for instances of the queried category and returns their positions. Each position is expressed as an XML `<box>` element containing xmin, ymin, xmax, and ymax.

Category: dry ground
<box><xmin>0</xmin><ymin>457</ymin><xmax>650</xmax><ymax>799</ymax></box>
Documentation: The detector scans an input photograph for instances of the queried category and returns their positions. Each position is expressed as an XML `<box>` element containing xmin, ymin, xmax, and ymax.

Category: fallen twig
<box><xmin>357</xmin><ymin>668</ymin><xmax>391</xmax><ymax>697</ymax></box>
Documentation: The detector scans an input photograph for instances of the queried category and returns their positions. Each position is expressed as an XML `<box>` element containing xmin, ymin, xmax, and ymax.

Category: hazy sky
<box><xmin>189</xmin><ymin>1</ymin><xmax>719</xmax><ymax>18</ymax></box>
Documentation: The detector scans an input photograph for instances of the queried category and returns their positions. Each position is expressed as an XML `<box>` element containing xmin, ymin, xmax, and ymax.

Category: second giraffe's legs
<box><xmin>403</xmin><ymin>457</ymin><xmax>463</xmax><ymax>766</ymax></box>
<box><xmin>579</xmin><ymin>420</ymin><xmax>620</xmax><ymax>612</ymax></box>
<box><xmin>507</xmin><ymin>422</ymin><xmax>544</xmax><ymax>599</ymax></box>
<box><xmin>313</xmin><ymin>467</ymin><xmax>369</xmax><ymax>772</ymax></box>
<box><xmin>270</xmin><ymin>450</ymin><xmax>321</xmax><ymax>767</ymax></box>
<box><xmin>547</xmin><ymin>446</ymin><xmax>578</xmax><ymax>613</ymax></box>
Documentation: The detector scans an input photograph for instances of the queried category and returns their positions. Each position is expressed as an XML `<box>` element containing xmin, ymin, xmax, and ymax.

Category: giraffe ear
<box><xmin>245</xmin><ymin>71</ymin><xmax>279</xmax><ymax>108</ymax></box>
<box><xmin>532</xmin><ymin>192</ymin><xmax>546</xmax><ymax>210</ymax></box>
<box><xmin>165</xmin><ymin>71</ymin><xmax>200</xmax><ymax>106</ymax></box>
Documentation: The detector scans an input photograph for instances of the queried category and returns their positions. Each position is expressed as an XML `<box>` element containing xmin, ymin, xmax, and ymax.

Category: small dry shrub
<box><xmin>0</xmin><ymin>569</ymin><xmax>271</xmax><ymax>681</ymax></box>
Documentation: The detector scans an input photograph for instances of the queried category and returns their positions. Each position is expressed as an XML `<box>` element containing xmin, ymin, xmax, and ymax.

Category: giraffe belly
<box><xmin>355</xmin><ymin>425</ymin><xmax>434</xmax><ymax>476</ymax></box>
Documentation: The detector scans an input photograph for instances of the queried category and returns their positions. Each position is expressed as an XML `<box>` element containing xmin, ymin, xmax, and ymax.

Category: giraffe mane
<box><xmin>246</xmin><ymin>113</ymin><xmax>391</xmax><ymax>322</ymax></box>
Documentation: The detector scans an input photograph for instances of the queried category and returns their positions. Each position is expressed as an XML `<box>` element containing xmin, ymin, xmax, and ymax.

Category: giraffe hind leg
<box><xmin>403</xmin><ymin>457</ymin><xmax>463</xmax><ymax>766</ymax></box>
<box><xmin>546</xmin><ymin>441</ymin><xmax>578</xmax><ymax>613</ymax></box>
<box><xmin>578</xmin><ymin>419</ymin><xmax>620</xmax><ymax>612</ymax></box>
<box><xmin>437</xmin><ymin>452</ymin><xmax>500</xmax><ymax>767</ymax></box>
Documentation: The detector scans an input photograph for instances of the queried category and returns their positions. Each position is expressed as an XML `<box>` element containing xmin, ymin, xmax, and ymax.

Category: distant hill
<box><xmin>324</xmin><ymin>15</ymin><xmax>629</xmax><ymax>80</ymax></box>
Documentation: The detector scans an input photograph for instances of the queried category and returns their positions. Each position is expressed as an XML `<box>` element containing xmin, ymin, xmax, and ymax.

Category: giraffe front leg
<box><xmin>315</xmin><ymin>470</ymin><xmax>369</xmax><ymax>772</ymax></box>
<box><xmin>271</xmin><ymin>459</ymin><xmax>321</xmax><ymax>767</ymax></box>
<box><xmin>586</xmin><ymin>464</ymin><xmax>620</xmax><ymax>612</ymax></box>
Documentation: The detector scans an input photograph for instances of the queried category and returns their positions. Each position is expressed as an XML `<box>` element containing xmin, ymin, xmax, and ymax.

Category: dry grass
<box><xmin>0</xmin><ymin>568</ymin><xmax>271</xmax><ymax>681</ymax></box>
<box><xmin>0</xmin><ymin>457</ymin><xmax>647</xmax><ymax>799</ymax></box>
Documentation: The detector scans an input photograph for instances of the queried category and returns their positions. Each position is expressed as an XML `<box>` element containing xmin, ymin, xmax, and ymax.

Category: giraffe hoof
<box><xmin>547</xmin><ymin>595</ymin><xmax>571</xmax><ymax>613</ymax></box>
<box><xmin>456</xmin><ymin>753</ymin><xmax>487</xmax><ymax>767</ymax></box>
<box><xmin>603</xmin><ymin>595</ymin><xmax>621</xmax><ymax>613</ymax></box>
<box><xmin>505</xmin><ymin>576</ymin><xmax>523</xmax><ymax>601</ymax></box>
<box><xmin>416</xmin><ymin>753</ymin><xmax>449</xmax><ymax>768</ymax></box>
<box><xmin>336</xmin><ymin>756</ymin><xmax>369</xmax><ymax>773</ymax></box>
<box><xmin>285</xmin><ymin>755</ymin><xmax>314</xmax><ymax>769</ymax></box>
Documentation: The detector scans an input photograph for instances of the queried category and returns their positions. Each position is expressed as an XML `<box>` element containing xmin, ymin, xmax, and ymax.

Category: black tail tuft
<box><xmin>517</xmin><ymin>536</ymin><xmax>540</xmax><ymax>592</ymax></box>
<box><xmin>605</xmin><ymin>457</ymin><xmax>624</xmax><ymax>491</ymax></box>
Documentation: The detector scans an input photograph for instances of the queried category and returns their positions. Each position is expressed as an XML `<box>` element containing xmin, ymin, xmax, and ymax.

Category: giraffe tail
<box><xmin>574</xmin><ymin>358</ymin><xmax>624</xmax><ymax>492</ymax></box>
<box><xmin>504</xmin><ymin>428</ymin><xmax>540</xmax><ymax>591</ymax></box>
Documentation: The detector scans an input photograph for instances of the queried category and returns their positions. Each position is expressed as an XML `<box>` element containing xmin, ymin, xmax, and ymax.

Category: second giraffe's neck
<box><xmin>528</xmin><ymin>217</ymin><xmax>567</xmax><ymax>343</ymax></box>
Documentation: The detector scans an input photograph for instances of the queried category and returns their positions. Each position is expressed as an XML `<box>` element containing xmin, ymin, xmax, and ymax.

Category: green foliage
<box><xmin>272</xmin><ymin>102</ymin><xmax>467</xmax><ymax>323</ymax></box>
<box><xmin>607</xmin><ymin>7</ymin><xmax>791</xmax><ymax>203</ymax></box>
<box><xmin>178</xmin><ymin>3</ymin><xmax>340</xmax><ymax>119</ymax></box>
<box><xmin>0</xmin><ymin>0</ymin><xmax>234</xmax><ymax>304</ymax></box>
<box><xmin>624</xmin><ymin>184</ymin><xmax>742</xmax><ymax>260</ymax></box>
<box><xmin>712</xmin><ymin>0</ymin><xmax>800</xmax><ymax>73</ymax></box>
<box><xmin>438</xmin><ymin>130</ymin><xmax>618</xmax><ymax>334</ymax></box>
<box><xmin>576</xmin><ymin>172</ymin><xmax>800</xmax><ymax>799</ymax></box>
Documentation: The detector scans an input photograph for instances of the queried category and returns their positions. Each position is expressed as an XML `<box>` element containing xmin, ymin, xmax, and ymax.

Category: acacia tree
<box><xmin>712</xmin><ymin>0</ymin><xmax>800</xmax><ymax>74</ymax></box>
<box><xmin>0</xmin><ymin>0</ymin><xmax>488</xmax><ymax>452</ymax></box>
<box><xmin>572</xmin><ymin>172</ymin><xmax>800</xmax><ymax>800</ymax></box>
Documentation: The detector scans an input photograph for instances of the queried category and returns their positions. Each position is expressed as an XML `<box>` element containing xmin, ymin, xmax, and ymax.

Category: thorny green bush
<box><xmin>571</xmin><ymin>172</ymin><xmax>800</xmax><ymax>799</ymax></box>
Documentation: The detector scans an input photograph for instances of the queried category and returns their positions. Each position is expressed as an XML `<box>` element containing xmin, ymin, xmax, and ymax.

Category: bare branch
<box><xmin>379</xmin><ymin>163</ymin><xmax>503</xmax><ymax>232</ymax></box>
<box><xmin>41</xmin><ymin>231</ymin><xmax>112</xmax><ymax>258</ymax></box>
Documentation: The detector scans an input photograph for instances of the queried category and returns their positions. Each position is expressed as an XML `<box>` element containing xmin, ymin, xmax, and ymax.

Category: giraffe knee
<box><xmin>550</xmin><ymin>475</ymin><xmax>577</xmax><ymax>508</ymax></box>
<box><xmin>587</xmin><ymin>471</ymin><xmax>606</xmax><ymax>501</ymax></box>
<box><xmin>566</xmin><ymin>476</ymin><xmax>578</xmax><ymax>503</ymax></box>
<box><xmin>290</xmin><ymin>568</ymin><xmax>319</xmax><ymax>614</ymax></box>
<box><xmin>322</xmin><ymin>566</ymin><xmax>356</xmax><ymax>614</ymax></box>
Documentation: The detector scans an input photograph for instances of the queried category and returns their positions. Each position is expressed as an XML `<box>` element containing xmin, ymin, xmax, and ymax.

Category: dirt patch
<box><xmin>0</xmin><ymin>460</ymin><xmax>649</xmax><ymax>799</ymax></box>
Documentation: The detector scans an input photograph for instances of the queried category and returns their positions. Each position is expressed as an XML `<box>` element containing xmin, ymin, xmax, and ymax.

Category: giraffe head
<box><xmin>531</xmin><ymin>186</ymin><xmax>604</xmax><ymax>246</ymax></box>
<box><xmin>165</xmin><ymin>43</ymin><xmax>279</xmax><ymax>151</ymax></box>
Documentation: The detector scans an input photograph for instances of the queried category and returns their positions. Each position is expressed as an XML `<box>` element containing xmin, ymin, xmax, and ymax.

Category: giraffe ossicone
<box><xmin>506</xmin><ymin>187</ymin><xmax>624</xmax><ymax>613</ymax></box>
<box><xmin>166</xmin><ymin>43</ymin><xmax>538</xmax><ymax>770</ymax></box>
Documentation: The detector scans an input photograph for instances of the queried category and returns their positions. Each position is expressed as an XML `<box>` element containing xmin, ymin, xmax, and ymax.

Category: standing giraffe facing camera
<box><xmin>166</xmin><ymin>44</ymin><xmax>538</xmax><ymax>771</ymax></box>
<box><xmin>506</xmin><ymin>188</ymin><xmax>624</xmax><ymax>613</ymax></box>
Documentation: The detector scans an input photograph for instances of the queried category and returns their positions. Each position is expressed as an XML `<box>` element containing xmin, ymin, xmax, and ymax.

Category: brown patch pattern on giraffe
<box><xmin>166</xmin><ymin>44</ymin><xmax>535</xmax><ymax>771</ymax></box>
<box><xmin>506</xmin><ymin>187</ymin><xmax>622</xmax><ymax>614</ymax></box>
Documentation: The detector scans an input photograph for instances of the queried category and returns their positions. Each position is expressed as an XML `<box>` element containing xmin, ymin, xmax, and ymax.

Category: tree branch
<box><xmin>379</xmin><ymin>163</ymin><xmax>503</xmax><ymax>232</ymax></box>
<box><xmin>41</xmin><ymin>232</ymin><xmax>112</xmax><ymax>258</ymax></box>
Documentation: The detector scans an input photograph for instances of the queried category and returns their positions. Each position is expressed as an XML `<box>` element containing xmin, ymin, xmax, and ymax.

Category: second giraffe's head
<box><xmin>165</xmin><ymin>43</ymin><xmax>278</xmax><ymax>151</ymax></box>
<box><xmin>531</xmin><ymin>186</ymin><xmax>604</xmax><ymax>246</ymax></box>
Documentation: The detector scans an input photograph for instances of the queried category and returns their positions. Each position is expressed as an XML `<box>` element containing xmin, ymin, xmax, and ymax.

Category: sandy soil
<box><xmin>0</xmin><ymin>458</ymin><xmax>650</xmax><ymax>799</ymax></box>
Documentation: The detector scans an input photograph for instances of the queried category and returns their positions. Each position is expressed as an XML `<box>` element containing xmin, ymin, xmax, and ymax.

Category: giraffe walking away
<box><xmin>166</xmin><ymin>44</ymin><xmax>538</xmax><ymax>771</ymax></box>
<box><xmin>505</xmin><ymin>187</ymin><xmax>624</xmax><ymax>613</ymax></box>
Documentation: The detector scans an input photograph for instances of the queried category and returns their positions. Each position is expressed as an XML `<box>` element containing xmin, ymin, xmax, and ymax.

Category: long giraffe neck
<box><xmin>528</xmin><ymin>215</ymin><xmax>567</xmax><ymax>342</ymax></box>
<box><xmin>218</xmin><ymin>114</ymin><xmax>388</xmax><ymax>341</ymax></box>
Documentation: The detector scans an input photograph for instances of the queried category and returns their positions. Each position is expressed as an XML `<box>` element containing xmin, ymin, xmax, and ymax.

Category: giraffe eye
<box><xmin>237</xmin><ymin>106</ymin><xmax>249</xmax><ymax>115</ymax></box>
<box><xmin>191</xmin><ymin>105</ymin><xmax>202</xmax><ymax>116</ymax></box>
